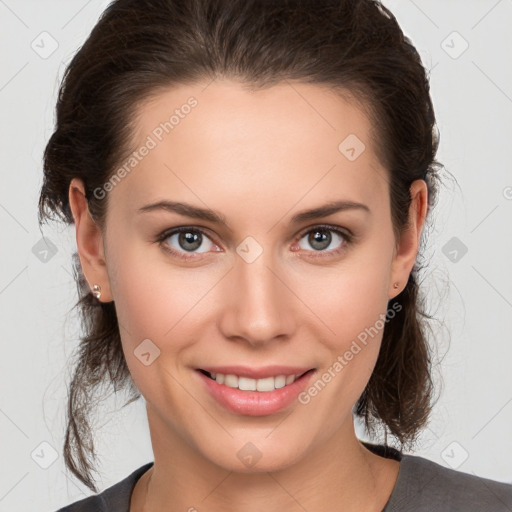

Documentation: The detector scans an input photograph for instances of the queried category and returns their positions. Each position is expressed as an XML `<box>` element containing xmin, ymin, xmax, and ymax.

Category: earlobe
<box><xmin>388</xmin><ymin>179</ymin><xmax>428</xmax><ymax>299</ymax></box>
<box><xmin>68</xmin><ymin>178</ymin><xmax>112</xmax><ymax>302</ymax></box>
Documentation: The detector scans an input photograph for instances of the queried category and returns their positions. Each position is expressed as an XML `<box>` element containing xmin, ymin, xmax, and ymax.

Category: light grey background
<box><xmin>1</xmin><ymin>0</ymin><xmax>511</xmax><ymax>510</ymax></box>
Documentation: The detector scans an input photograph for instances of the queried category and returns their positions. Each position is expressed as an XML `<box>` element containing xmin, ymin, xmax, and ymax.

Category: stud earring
<box><xmin>393</xmin><ymin>282</ymin><xmax>399</xmax><ymax>289</ymax></box>
<box><xmin>92</xmin><ymin>284</ymin><xmax>102</xmax><ymax>300</ymax></box>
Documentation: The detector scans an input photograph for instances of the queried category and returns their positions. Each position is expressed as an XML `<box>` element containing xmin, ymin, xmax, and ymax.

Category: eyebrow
<box><xmin>137</xmin><ymin>199</ymin><xmax>370</xmax><ymax>228</ymax></box>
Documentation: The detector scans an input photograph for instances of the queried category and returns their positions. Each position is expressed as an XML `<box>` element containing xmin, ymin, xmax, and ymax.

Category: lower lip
<box><xmin>196</xmin><ymin>370</ymin><xmax>316</xmax><ymax>416</ymax></box>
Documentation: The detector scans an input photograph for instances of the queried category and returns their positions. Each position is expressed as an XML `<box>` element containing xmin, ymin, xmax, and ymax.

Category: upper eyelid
<box><xmin>158</xmin><ymin>225</ymin><xmax>219</xmax><ymax>246</ymax></box>
<box><xmin>296</xmin><ymin>223</ymin><xmax>352</xmax><ymax>239</ymax></box>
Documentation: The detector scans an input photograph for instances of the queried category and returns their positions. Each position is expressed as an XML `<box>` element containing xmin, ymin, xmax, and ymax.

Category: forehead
<box><xmin>111</xmin><ymin>79</ymin><xmax>389</xmax><ymax>218</ymax></box>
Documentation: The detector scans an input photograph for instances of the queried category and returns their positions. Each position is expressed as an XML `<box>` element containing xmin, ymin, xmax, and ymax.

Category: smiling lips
<box><xmin>196</xmin><ymin>365</ymin><xmax>316</xmax><ymax>416</ymax></box>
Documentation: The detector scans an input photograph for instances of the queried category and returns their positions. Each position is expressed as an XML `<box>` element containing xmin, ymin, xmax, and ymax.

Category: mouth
<box><xmin>195</xmin><ymin>367</ymin><xmax>316</xmax><ymax>416</ymax></box>
<box><xmin>197</xmin><ymin>368</ymin><xmax>313</xmax><ymax>392</ymax></box>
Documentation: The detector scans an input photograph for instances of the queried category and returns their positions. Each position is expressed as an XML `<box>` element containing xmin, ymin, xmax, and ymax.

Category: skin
<box><xmin>69</xmin><ymin>79</ymin><xmax>428</xmax><ymax>511</ymax></box>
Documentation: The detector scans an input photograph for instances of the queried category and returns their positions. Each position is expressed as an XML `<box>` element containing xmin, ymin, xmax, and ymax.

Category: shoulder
<box><xmin>385</xmin><ymin>453</ymin><xmax>512</xmax><ymax>512</ymax></box>
<box><xmin>55</xmin><ymin>462</ymin><xmax>154</xmax><ymax>512</ymax></box>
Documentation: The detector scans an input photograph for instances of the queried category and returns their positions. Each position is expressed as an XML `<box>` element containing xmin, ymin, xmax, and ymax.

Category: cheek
<box><xmin>107</xmin><ymin>252</ymin><xmax>193</xmax><ymax>410</ymax></box>
<box><xmin>105</xmin><ymin>242</ymin><xmax>223</xmax><ymax>385</ymax></box>
<box><xmin>294</xmin><ymin>248</ymin><xmax>392</xmax><ymax>406</ymax></box>
<box><xmin>107</xmin><ymin>238</ymin><xmax>208</xmax><ymax>338</ymax></box>
<box><xmin>299</xmin><ymin>255</ymin><xmax>391</xmax><ymax>347</ymax></box>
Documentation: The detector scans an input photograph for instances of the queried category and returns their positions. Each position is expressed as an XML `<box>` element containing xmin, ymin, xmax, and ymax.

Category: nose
<box><xmin>217</xmin><ymin>248</ymin><xmax>296</xmax><ymax>347</ymax></box>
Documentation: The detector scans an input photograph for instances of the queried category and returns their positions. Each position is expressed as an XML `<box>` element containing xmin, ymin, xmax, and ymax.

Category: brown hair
<box><xmin>39</xmin><ymin>0</ymin><xmax>443</xmax><ymax>492</ymax></box>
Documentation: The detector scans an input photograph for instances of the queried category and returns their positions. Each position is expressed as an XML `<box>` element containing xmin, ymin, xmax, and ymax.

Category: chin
<box><xmin>196</xmin><ymin>433</ymin><xmax>311</xmax><ymax>474</ymax></box>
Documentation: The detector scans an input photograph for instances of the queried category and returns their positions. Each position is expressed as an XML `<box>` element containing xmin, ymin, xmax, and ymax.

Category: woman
<box><xmin>39</xmin><ymin>0</ymin><xmax>512</xmax><ymax>510</ymax></box>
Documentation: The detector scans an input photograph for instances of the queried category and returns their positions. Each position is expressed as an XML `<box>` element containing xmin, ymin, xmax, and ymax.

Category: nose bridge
<box><xmin>219</xmin><ymin>243</ymin><xmax>295</xmax><ymax>345</ymax></box>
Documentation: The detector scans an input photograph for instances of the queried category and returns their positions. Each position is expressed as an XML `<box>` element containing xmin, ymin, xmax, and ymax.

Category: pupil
<box><xmin>309</xmin><ymin>230</ymin><xmax>330</xmax><ymax>250</ymax></box>
<box><xmin>179</xmin><ymin>231</ymin><xmax>201</xmax><ymax>251</ymax></box>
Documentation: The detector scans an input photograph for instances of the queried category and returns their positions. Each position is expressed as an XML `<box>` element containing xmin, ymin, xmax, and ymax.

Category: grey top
<box><xmin>56</xmin><ymin>442</ymin><xmax>512</xmax><ymax>511</ymax></box>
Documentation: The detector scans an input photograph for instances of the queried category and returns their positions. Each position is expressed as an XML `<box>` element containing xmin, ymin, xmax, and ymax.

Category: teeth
<box><xmin>238</xmin><ymin>377</ymin><xmax>256</xmax><ymax>391</ymax></box>
<box><xmin>275</xmin><ymin>375</ymin><xmax>286</xmax><ymax>388</ymax></box>
<box><xmin>224</xmin><ymin>374</ymin><xmax>238</xmax><ymax>387</ymax></box>
<box><xmin>211</xmin><ymin>372</ymin><xmax>299</xmax><ymax>392</ymax></box>
<box><xmin>257</xmin><ymin>377</ymin><xmax>276</xmax><ymax>391</ymax></box>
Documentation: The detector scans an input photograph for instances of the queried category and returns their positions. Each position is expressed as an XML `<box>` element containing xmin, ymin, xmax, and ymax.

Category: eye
<box><xmin>294</xmin><ymin>225</ymin><xmax>351</xmax><ymax>257</ymax></box>
<box><xmin>157</xmin><ymin>227</ymin><xmax>220</xmax><ymax>260</ymax></box>
<box><xmin>156</xmin><ymin>224</ymin><xmax>352</xmax><ymax>261</ymax></box>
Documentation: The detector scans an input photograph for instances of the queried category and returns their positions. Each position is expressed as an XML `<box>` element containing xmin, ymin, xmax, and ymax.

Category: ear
<box><xmin>388</xmin><ymin>179</ymin><xmax>428</xmax><ymax>299</ymax></box>
<box><xmin>68</xmin><ymin>178</ymin><xmax>113</xmax><ymax>302</ymax></box>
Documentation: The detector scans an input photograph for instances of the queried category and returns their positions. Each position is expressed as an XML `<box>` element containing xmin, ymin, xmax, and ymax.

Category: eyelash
<box><xmin>155</xmin><ymin>224</ymin><xmax>353</xmax><ymax>261</ymax></box>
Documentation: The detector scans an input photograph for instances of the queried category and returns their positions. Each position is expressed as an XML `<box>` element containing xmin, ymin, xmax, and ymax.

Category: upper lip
<box><xmin>197</xmin><ymin>365</ymin><xmax>314</xmax><ymax>379</ymax></box>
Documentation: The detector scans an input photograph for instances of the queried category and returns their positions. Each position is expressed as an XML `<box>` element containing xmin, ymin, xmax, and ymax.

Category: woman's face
<box><xmin>97</xmin><ymin>79</ymin><xmax>425</xmax><ymax>472</ymax></box>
